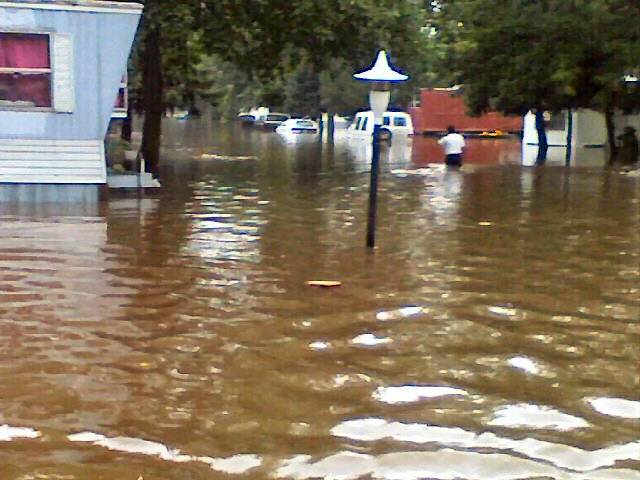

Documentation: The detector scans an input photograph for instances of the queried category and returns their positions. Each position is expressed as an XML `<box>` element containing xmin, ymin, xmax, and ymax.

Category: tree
<box><xmin>122</xmin><ymin>0</ymin><xmax>203</xmax><ymax>174</ymax></box>
<box><xmin>433</xmin><ymin>0</ymin><xmax>640</xmax><ymax>163</ymax></box>
<box><xmin>200</xmin><ymin>0</ymin><xmax>429</xmax><ymax>104</ymax></box>
<box><xmin>319</xmin><ymin>59</ymin><xmax>370</xmax><ymax>116</ymax></box>
<box><xmin>572</xmin><ymin>0</ymin><xmax>640</xmax><ymax>161</ymax></box>
<box><xmin>193</xmin><ymin>55</ymin><xmax>261</xmax><ymax>121</ymax></box>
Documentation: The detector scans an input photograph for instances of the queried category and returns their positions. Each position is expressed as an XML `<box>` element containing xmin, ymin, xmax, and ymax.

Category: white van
<box><xmin>347</xmin><ymin>111</ymin><xmax>414</xmax><ymax>141</ymax></box>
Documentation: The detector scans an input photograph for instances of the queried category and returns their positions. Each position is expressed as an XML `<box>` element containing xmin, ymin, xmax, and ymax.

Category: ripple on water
<box><xmin>507</xmin><ymin>356</ymin><xmax>541</xmax><ymax>375</ymax></box>
<box><xmin>587</xmin><ymin>397</ymin><xmax>640</xmax><ymax>419</ymax></box>
<box><xmin>0</xmin><ymin>425</ymin><xmax>40</xmax><ymax>441</ymax></box>
<box><xmin>488</xmin><ymin>403</ymin><xmax>590</xmax><ymax>430</ymax></box>
<box><xmin>68</xmin><ymin>432</ymin><xmax>262</xmax><ymax>473</ymax></box>
<box><xmin>330</xmin><ymin>418</ymin><xmax>640</xmax><ymax>473</ymax></box>
<box><xmin>375</xmin><ymin>306</ymin><xmax>425</xmax><ymax>321</ymax></box>
<box><xmin>350</xmin><ymin>333</ymin><xmax>393</xmax><ymax>346</ymax></box>
<box><xmin>372</xmin><ymin>385</ymin><xmax>469</xmax><ymax>404</ymax></box>
<box><xmin>276</xmin><ymin>449</ymin><xmax>640</xmax><ymax>480</ymax></box>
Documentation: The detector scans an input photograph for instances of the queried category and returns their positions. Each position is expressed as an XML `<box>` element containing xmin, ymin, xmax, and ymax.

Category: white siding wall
<box><xmin>0</xmin><ymin>139</ymin><xmax>105</xmax><ymax>183</ymax></box>
<box><xmin>523</xmin><ymin>112</ymin><xmax>569</xmax><ymax>146</ymax></box>
<box><xmin>575</xmin><ymin>110</ymin><xmax>607</xmax><ymax>146</ymax></box>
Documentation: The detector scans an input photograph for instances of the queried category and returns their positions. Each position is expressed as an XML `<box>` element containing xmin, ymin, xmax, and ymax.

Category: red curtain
<box><xmin>0</xmin><ymin>34</ymin><xmax>51</xmax><ymax>107</ymax></box>
<box><xmin>0</xmin><ymin>33</ymin><xmax>50</xmax><ymax>68</ymax></box>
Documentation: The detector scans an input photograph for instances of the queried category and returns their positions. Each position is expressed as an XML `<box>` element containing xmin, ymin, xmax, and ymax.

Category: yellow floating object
<box><xmin>306</xmin><ymin>281</ymin><xmax>342</xmax><ymax>288</ymax></box>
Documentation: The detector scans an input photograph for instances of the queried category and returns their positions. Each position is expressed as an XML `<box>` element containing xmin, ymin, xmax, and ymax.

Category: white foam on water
<box><xmin>95</xmin><ymin>436</ymin><xmax>191</xmax><ymax>462</ymax></box>
<box><xmin>68</xmin><ymin>432</ymin><xmax>105</xmax><ymax>442</ymax></box>
<box><xmin>587</xmin><ymin>397</ymin><xmax>640</xmax><ymax>419</ymax></box>
<box><xmin>68</xmin><ymin>432</ymin><xmax>262</xmax><ymax>472</ymax></box>
<box><xmin>0</xmin><ymin>424</ymin><xmax>41</xmax><ymax>441</ymax></box>
<box><xmin>489</xmin><ymin>403</ymin><xmax>590</xmax><ymax>430</ymax></box>
<box><xmin>204</xmin><ymin>454</ymin><xmax>262</xmax><ymax>474</ymax></box>
<box><xmin>375</xmin><ymin>306</ymin><xmax>424</xmax><ymax>321</ymax></box>
<box><xmin>487</xmin><ymin>306</ymin><xmax>518</xmax><ymax>317</ymax></box>
<box><xmin>351</xmin><ymin>333</ymin><xmax>392</xmax><ymax>346</ymax></box>
<box><xmin>331</xmin><ymin>418</ymin><xmax>476</xmax><ymax>445</ymax></box>
<box><xmin>507</xmin><ymin>356</ymin><xmax>540</xmax><ymax>375</ymax></box>
<box><xmin>277</xmin><ymin>452</ymin><xmax>375</xmax><ymax>480</ymax></box>
<box><xmin>373</xmin><ymin>385</ymin><xmax>468</xmax><ymax>404</ymax></box>
<box><xmin>309</xmin><ymin>341</ymin><xmax>331</xmax><ymax>351</ymax></box>
<box><xmin>330</xmin><ymin>418</ymin><xmax>640</xmax><ymax>473</ymax></box>
<box><xmin>276</xmin><ymin>449</ymin><xmax>640</xmax><ymax>480</ymax></box>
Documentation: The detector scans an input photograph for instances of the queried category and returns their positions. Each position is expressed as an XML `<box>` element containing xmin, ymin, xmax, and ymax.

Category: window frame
<box><xmin>544</xmin><ymin>111</ymin><xmax>567</xmax><ymax>131</ymax></box>
<box><xmin>393</xmin><ymin>116</ymin><xmax>408</xmax><ymax>127</ymax></box>
<box><xmin>0</xmin><ymin>30</ymin><xmax>55</xmax><ymax>112</ymax></box>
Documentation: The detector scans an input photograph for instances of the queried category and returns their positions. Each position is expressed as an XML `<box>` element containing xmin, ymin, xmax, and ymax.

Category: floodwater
<box><xmin>0</xmin><ymin>120</ymin><xmax>639</xmax><ymax>479</ymax></box>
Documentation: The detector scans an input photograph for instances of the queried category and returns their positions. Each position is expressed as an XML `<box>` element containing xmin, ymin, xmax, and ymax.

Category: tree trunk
<box><xmin>318</xmin><ymin>112</ymin><xmax>324</xmax><ymax>139</ymax></box>
<box><xmin>604</xmin><ymin>106</ymin><xmax>617</xmax><ymax>164</ymax></box>
<box><xmin>535</xmin><ymin>109</ymin><xmax>548</xmax><ymax>165</ymax></box>
<box><xmin>565</xmin><ymin>109</ymin><xmax>573</xmax><ymax>166</ymax></box>
<box><xmin>121</xmin><ymin>102</ymin><xmax>132</xmax><ymax>142</ymax></box>
<box><xmin>141</xmin><ymin>23</ymin><xmax>163</xmax><ymax>175</ymax></box>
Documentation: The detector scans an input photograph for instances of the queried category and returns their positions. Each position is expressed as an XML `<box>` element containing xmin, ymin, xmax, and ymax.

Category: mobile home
<box><xmin>522</xmin><ymin>109</ymin><xmax>640</xmax><ymax>166</ymax></box>
<box><xmin>0</xmin><ymin>0</ymin><xmax>142</xmax><ymax>184</ymax></box>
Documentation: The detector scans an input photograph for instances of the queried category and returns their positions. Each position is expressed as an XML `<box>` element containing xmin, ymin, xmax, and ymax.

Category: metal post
<box><xmin>366</xmin><ymin>124</ymin><xmax>381</xmax><ymax>248</ymax></box>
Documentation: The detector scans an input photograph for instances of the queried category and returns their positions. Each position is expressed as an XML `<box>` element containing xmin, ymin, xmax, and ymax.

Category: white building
<box><xmin>522</xmin><ymin>109</ymin><xmax>640</xmax><ymax>166</ymax></box>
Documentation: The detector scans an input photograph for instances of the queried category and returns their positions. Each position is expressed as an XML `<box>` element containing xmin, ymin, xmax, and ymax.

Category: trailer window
<box><xmin>0</xmin><ymin>33</ymin><xmax>52</xmax><ymax>109</ymax></box>
<box><xmin>545</xmin><ymin>112</ymin><xmax>566</xmax><ymax>131</ymax></box>
<box><xmin>394</xmin><ymin>117</ymin><xmax>407</xmax><ymax>127</ymax></box>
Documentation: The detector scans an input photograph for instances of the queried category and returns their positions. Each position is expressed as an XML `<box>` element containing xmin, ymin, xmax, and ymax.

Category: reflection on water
<box><xmin>522</xmin><ymin>143</ymin><xmax>610</xmax><ymax>167</ymax></box>
<box><xmin>0</xmin><ymin>120</ymin><xmax>638</xmax><ymax>479</ymax></box>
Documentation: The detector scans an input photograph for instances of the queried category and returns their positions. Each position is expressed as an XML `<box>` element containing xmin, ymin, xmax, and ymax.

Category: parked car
<box><xmin>237</xmin><ymin>113</ymin><xmax>256</xmax><ymax>126</ymax></box>
<box><xmin>347</xmin><ymin>111</ymin><xmax>414</xmax><ymax>142</ymax></box>
<box><xmin>276</xmin><ymin>118</ymin><xmax>319</xmax><ymax>134</ymax></box>
<box><xmin>263</xmin><ymin>113</ymin><xmax>290</xmax><ymax>130</ymax></box>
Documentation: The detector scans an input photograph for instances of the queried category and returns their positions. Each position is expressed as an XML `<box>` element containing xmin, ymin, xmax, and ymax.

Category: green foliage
<box><xmin>194</xmin><ymin>55</ymin><xmax>260</xmax><ymax>120</ymax></box>
<box><xmin>122</xmin><ymin>0</ymin><xmax>205</xmax><ymax>113</ymax></box>
<box><xmin>433</xmin><ymin>0</ymin><xmax>640</xmax><ymax>117</ymax></box>
<box><xmin>282</xmin><ymin>55</ymin><xmax>321</xmax><ymax>117</ymax></box>
<box><xmin>319</xmin><ymin>59</ymin><xmax>370</xmax><ymax>115</ymax></box>
<box><xmin>199</xmin><ymin>0</ymin><xmax>432</xmax><ymax>109</ymax></box>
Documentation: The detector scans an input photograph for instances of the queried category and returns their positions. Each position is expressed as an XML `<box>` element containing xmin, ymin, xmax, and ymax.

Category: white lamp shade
<box><xmin>370</xmin><ymin>90</ymin><xmax>390</xmax><ymax>124</ymax></box>
<box><xmin>354</xmin><ymin>50</ymin><xmax>409</xmax><ymax>83</ymax></box>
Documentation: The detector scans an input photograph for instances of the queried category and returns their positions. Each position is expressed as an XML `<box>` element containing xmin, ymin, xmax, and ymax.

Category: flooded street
<box><xmin>0</xmin><ymin>120</ymin><xmax>639</xmax><ymax>479</ymax></box>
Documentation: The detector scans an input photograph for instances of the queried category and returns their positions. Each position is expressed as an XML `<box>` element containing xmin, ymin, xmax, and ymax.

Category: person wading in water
<box><xmin>438</xmin><ymin>125</ymin><xmax>466</xmax><ymax>168</ymax></box>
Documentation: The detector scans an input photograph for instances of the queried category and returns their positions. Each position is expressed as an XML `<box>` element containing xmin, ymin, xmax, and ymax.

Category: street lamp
<box><xmin>354</xmin><ymin>50</ymin><xmax>408</xmax><ymax>249</ymax></box>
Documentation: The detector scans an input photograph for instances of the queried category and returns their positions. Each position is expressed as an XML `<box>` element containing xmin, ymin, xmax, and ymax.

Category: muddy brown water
<box><xmin>0</xmin><ymin>120</ymin><xmax>639</xmax><ymax>479</ymax></box>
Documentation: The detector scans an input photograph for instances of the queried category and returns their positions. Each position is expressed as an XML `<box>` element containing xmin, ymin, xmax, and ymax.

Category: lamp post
<box><xmin>354</xmin><ymin>50</ymin><xmax>408</xmax><ymax>249</ymax></box>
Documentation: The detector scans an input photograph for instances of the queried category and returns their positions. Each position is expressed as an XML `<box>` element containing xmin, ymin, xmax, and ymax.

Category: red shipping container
<box><xmin>410</xmin><ymin>88</ymin><xmax>522</xmax><ymax>134</ymax></box>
